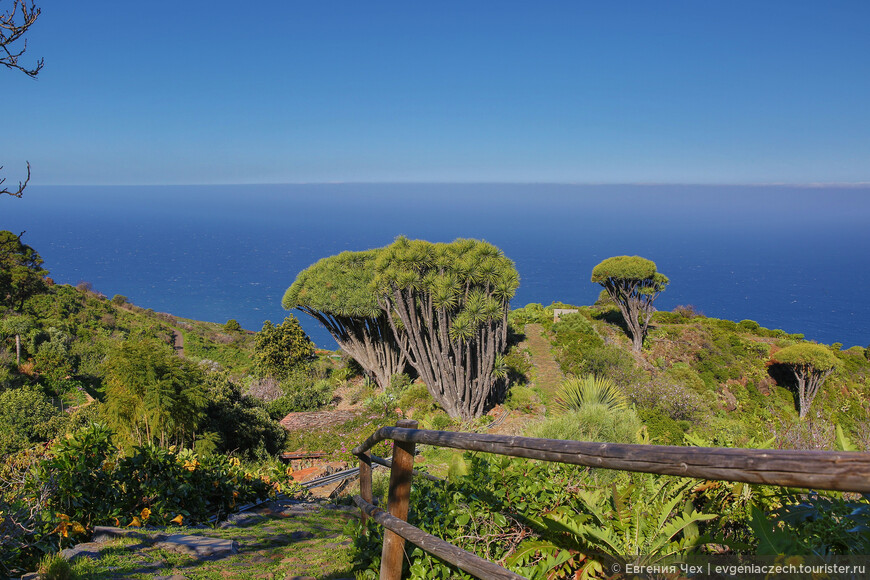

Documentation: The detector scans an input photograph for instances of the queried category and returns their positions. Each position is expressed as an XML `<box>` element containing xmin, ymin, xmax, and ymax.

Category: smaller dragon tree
<box><xmin>591</xmin><ymin>255</ymin><xmax>668</xmax><ymax>353</ymax></box>
<box><xmin>283</xmin><ymin>250</ymin><xmax>405</xmax><ymax>390</ymax></box>
<box><xmin>772</xmin><ymin>343</ymin><xmax>840</xmax><ymax>419</ymax></box>
<box><xmin>373</xmin><ymin>237</ymin><xmax>519</xmax><ymax>419</ymax></box>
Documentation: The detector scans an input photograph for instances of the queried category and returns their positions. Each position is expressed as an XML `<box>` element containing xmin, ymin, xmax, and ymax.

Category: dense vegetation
<box><xmin>347</xmin><ymin>301</ymin><xmax>870</xmax><ymax>578</ymax></box>
<box><xmin>3</xmin><ymin>231</ymin><xmax>869</xmax><ymax>578</ymax></box>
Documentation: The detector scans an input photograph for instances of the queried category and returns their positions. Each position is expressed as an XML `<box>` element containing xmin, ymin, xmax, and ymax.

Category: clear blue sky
<box><xmin>3</xmin><ymin>1</ymin><xmax>869</xmax><ymax>185</ymax></box>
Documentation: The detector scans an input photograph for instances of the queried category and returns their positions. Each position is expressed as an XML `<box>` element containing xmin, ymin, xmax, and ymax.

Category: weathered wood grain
<box><xmin>354</xmin><ymin>427</ymin><xmax>870</xmax><ymax>492</ymax></box>
<box><xmin>354</xmin><ymin>495</ymin><xmax>527</xmax><ymax>580</ymax></box>
<box><xmin>380</xmin><ymin>419</ymin><xmax>417</xmax><ymax>580</ymax></box>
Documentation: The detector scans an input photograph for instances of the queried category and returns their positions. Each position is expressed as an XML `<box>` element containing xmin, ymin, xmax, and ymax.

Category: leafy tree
<box><xmin>374</xmin><ymin>237</ymin><xmax>519</xmax><ymax>419</ymax></box>
<box><xmin>283</xmin><ymin>249</ymin><xmax>405</xmax><ymax>389</ymax></box>
<box><xmin>101</xmin><ymin>337</ymin><xmax>206</xmax><ymax>448</ymax></box>
<box><xmin>2</xmin><ymin>1</ymin><xmax>42</xmax><ymax>197</ymax></box>
<box><xmin>0</xmin><ymin>384</ymin><xmax>62</xmax><ymax>454</ymax></box>
<box><xmin>1</xmin><ymin>314</ymin><xmax>33</xmax><ymax>364</ymax></box>
<box><xmin>591</xmin><ymin>255</ymin><xmax>668</xmax><ymax>352</ymax></box>
<box><xmin>772</xmin><ymin>343</ymin><xmax>840</xmax><ymax>419</ymax></box>
<box><xmin>253</xmin><ymin>316</ymin><xmax>314</xmax><ymax>379</ymax></box>
<box><xmin>0</xmin><ymin>230</ymin><xmax>48</xmax><ymax>311</ymax></box>
<box><xmin>223</xmin><ymin>318</ymin><xmax>241</xmax><ymax>332</ymax></box>
<box><xmin>200</xmin><ymin>372</ymin><xmax>288</xmax><ymax>459</ymax></box>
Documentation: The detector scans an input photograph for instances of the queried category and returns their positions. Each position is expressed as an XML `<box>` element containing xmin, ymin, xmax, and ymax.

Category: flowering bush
<box><xmin>41</xmin><ymin>423</ymin><xmax>304</xmax><ymax>531</ymax></box>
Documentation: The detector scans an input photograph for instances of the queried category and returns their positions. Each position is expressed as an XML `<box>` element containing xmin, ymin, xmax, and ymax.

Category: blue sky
<box><xmin>3</xmin><ymin>1</ymin><xmax>869</xmax><ymax>185</ymax></box>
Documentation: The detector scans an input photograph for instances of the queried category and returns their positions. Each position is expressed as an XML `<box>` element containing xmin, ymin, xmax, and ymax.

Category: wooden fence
<box><xmin>352</xmin><ymin>419</ymin><xmax>870</xmax><ymax>580</ymax></box>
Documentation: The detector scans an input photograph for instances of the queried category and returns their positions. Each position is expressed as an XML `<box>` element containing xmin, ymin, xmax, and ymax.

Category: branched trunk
<box><xmin>381</xmin><ymin>286</ymin><xmax>508</xmax><ymax>420</ymax></box>
<box><xmin>300</xmin><ymin>308</ymin><xmax>405</xmax><ymax>390</ymax></box>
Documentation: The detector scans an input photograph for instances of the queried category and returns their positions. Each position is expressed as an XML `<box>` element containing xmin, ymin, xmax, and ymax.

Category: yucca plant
<box><xmin>554</xmin><ymin>375</ymin><xmax>629</xmax><ymax>413</ymax></box>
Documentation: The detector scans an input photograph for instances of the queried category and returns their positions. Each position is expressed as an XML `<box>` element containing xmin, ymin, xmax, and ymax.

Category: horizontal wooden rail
<box><xmin>354</xmin><ymin>495</ymin><xmax>526</xmax><ymax>580</ymax></box>
<box><xmin>354</xmin><ymin>426</ymin><xmax>870</xmax><ymax>493</ymax></box>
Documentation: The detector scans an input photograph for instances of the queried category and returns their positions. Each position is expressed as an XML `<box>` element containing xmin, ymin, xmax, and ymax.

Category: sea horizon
<box><xmin>3</xmin><ymin>183</ymin><xmax>869</xmax><ymax>350</ymax></box>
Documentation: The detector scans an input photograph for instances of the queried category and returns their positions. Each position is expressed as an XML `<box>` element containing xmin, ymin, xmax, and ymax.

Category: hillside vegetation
<box><xmin>2</xmin><ymin>276</ymin><xmax>869</xmax><ymax>577</ymax></box>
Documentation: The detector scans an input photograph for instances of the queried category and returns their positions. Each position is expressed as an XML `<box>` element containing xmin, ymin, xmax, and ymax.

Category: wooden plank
<box><xmin>380</xmin><ymin>419</ymin><xmax>417</xmax><ymax>580</ymax></box>
<box><xmin>354</xmin><ymin>495</ymin><xmax>527</xmax><ymax>580</ymax></box>
<box><xmin>279</xmin><ymin>451</ymin><xmax>329</xmax><ymax>460</ymax></box>
<box><xmin>359</xmin><ymin>451</ymin><xmax>372</xmax><ymax>525</ymax></box>
<box><xmin>354</xmin><ymin>427</ymin><xmax>870</xmax><ymax>493</ymax></box>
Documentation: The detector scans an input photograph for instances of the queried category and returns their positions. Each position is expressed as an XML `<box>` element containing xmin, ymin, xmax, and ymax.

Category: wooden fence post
<box><xmin>359</xmin><ymin>450</ymin><xmax>373</xmax><ymax>524</ymax></box>
<box><xmin>380</xmin><ymin>419</ymin><xmax>418</xmax><ymax>580</ymax></box>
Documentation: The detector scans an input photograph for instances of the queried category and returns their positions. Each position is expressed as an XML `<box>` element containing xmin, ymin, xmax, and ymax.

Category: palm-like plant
<box><xmin>512</xmin><ymin>477</ymin><xmax>717</xmax><ymax>573</ymax></box>
<box><xmin>554</xmin><ymin>375</ymin><xmax>629</xmax><ymax>413</ymax></box>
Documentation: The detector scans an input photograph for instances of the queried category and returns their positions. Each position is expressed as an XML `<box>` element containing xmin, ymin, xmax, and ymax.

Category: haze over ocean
<box><xmin>2</xmin><ymin>184</ymin><xmax>868</xmax><ymax>349</ymax></box>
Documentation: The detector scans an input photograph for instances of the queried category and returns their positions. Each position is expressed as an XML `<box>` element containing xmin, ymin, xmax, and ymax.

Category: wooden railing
<box><xmin>352</xmin><ymin>419</ymin><xmax>870</xmax><ymax>580</ymax></box>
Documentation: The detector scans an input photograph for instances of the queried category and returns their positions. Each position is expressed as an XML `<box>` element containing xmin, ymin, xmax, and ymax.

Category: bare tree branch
<box><xmin>1</xmin><ymin>1</ymin><xmax>41</xmax><ymax>197</ymax></box>
<box><xmin>0</xmin><ymin>161</ymin><xmax>30</xmax><ymax>197</ymax></box>
<box><xmin>0</xmin><ymin>0</ymin><xmax>42</xmax><ymax>77</ymax></box>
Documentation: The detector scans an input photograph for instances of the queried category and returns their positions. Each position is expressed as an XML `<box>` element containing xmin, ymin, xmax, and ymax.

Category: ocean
<box><xmin>2</xmin><ymin>184</ymin><xmax>868</xmax><ymax>349</ymax></box>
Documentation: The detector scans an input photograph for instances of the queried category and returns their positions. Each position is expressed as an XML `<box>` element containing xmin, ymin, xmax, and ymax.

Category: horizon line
<box><xmin>29</xmin><ymin>180</ymin><xmax>870</xmax><ymax>188</ymax></box>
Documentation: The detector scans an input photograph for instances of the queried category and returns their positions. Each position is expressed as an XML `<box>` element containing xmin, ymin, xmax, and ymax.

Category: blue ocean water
<box><xmin>2</xmin><ymin>184</ymin><xmax>869</xmax><ymax>349</ymax></box>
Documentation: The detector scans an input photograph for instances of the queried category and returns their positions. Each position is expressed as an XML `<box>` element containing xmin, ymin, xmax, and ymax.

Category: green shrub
<box><xmin>663</xmin><ymin>364</ymin><xmax>706</xmax><ymax>393</ymax></box>
<box><xmin>504</xmin><ymin>385</ymin><xmax>539</xmax><ymax>413</ymax></box>
<box><xmin>626</xmin><ymin>378</ymin><xmax>706</xmax><ymax>421</ymax></box>
<box><xmin>636</xmin><ymin>408</ymin><xmax>687</xmax><ymax>445</ymax></box>
<box><xmin>267</xmin><ymin>378</ymin><xmax>333</xmax><ymax>419</ymax></box>
<box><xmin>37</xmin><ymin>553</ymin><xmax>72</xmax><ymax>580</ymax></box>
<box><xmin>396</xmin><ymin>383</ymin><xmax>436</xmax><ymax>412</ymax></box>
<box><xmin>527</xmin><ymin>404</ymin><xmax>642</xmax><ymax>445</ymax></box>
<box><xmin>43</xmin><ymin>423</ymin><xmax>296</xmax><ymax>531</ymax></box>
<box><xmin>223</xmin><ymin>318</ymin><xmax>242</xmax><ymax>332</ymax></box>
<box><xmin>0</xmin><ymin>385</ymin><xmax>64</xmax><ymax>454</ymax></box>
<box><xmin>508</xmin><ymin>303</ymin><xmax>552</xmax><ymax>326</ymax></box>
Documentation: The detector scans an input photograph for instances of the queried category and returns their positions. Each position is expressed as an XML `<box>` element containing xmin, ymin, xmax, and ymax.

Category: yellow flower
<box><xmin>229</xmin><ymin>457</ymin><xmax>240</xmax><ymax>467</ymax></box>
<box><xmin>140</xmin><ymin>507</ymin><xmax>151</xmax><ymax>521</ymax></box>
<box><xmin>129</xmin><ymin>516</ymin><xmax>142</xmax><ymax>528</ymax></box>
<box><xmin>183</xmin><ymin>458</ymin><xmax>200</xmax><ymax>472</ymax></box>
<box><xmin>285</xmin><ymin>467</ymin><xmax>293</xmax><ymax>477</ymax></box>
<box><xmin>244</xmin><ymin>472</ymin><xmax>252</xmax><ymax>481</ymax></box>
<box><xmin>170</xmin><ymin>514</ymin><xmax>184</xmax><ymax>525</ymax></box>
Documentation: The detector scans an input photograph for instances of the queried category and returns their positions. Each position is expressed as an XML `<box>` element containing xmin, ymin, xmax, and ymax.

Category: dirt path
<box><xmin>172</xmin><ymin>329</ymin><xmax>184</xmax><ymax>357</ymax></box>
<box><xmin>521</xmin><ymin>323</ymin><xmax>565</xmax><ymax>407</ymax></box>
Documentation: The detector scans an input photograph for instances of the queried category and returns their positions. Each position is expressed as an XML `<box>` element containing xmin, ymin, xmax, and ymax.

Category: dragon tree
<box><xmin>283</xmin><ymin>250</ymin><xmax>405</xmax><ymax>389</ymax></box>
<box><xmin>591</xmin><ymin>255</ymin><xmax>668</xmax><ymax>353</ymax></box>
<box><xmin>373</xmin><ymin>237</ymin><xmax>519</xmax><ymax>419</ymax></box>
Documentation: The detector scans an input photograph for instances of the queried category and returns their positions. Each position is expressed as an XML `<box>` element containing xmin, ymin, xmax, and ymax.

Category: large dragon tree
<box><xmin>591</xmin><ymin>255</ymin><xmax>668</xmax><ymax>353</ymax></box>
<box><xmin>373</xmin><ymin>237</ymin><xmax>519</xmax><ymax>419</ymax></box>
<box><xmin>283</xmin><ymin>250</ymin><xmax>405</xmax><ymax>389</ymax></box>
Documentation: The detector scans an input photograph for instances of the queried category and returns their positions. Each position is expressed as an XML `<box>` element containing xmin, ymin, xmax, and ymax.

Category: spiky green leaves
<box><xmin>555</xmin><ymin>375</ymin><xmax>630</xmax><ymax>413</ymax></box>
<box><xmin>591</xmin><ymin>255</ymin><xmax>669</xmax><ymax>293</ymax></box>
<box><xmin>374</xmin><ymin>236</ymin><xmax>519</xmax><ymax>336</ymax></box>
<box><xmin>774</xmin><ymin>343</ymin><xmax>840</xmax><ymax>372</ymax></box>
<box><xmin>283</xmin><ymin>250</ymin><xmax>382</xmax><ymax>318</ymax></box>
